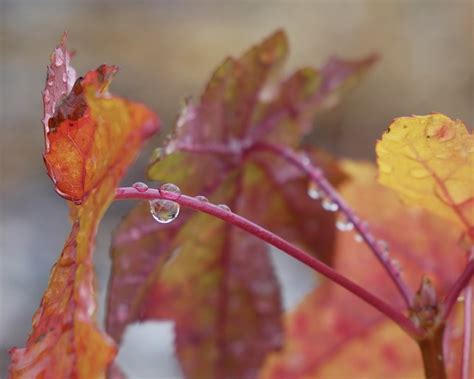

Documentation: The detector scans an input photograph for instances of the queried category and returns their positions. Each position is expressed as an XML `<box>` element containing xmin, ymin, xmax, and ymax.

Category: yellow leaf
<box><xmin>376</xmin><ymin>113</ymin><xmax>474</xmax><ymax>239</ymax></box>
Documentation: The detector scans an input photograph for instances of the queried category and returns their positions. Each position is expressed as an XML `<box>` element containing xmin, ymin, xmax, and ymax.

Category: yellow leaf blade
<box><xmin>376</xmin><ymin>113</ymin><xmax>474</xmax><ymax>238</ymax></box>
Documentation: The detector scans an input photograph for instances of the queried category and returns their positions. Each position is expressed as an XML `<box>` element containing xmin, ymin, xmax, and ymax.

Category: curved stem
<box><xmin>252</xmin><ymin>142</ymin><xmax>414</xmax><ymax>307</ymax></box>
<box><xmin>115</xmin><ymin>186</ymin><xmax>422</xmax><ymax>338</ymax></box>
<box><xmin>462</xmin><ymin>282</ymin><xmax>472</xmax><ymax>379</ymax></box>
<box><xmin>442</xmin><ymin>250</ymin><xmax>474</xmax><ymax>321</ymax></box>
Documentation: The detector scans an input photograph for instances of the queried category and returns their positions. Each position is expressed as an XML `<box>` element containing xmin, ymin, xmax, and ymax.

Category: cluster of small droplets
<box><xmin>335</xmin><ymin>213</ymin><xmax>354</xmax><ymax>232</ymax></box>
<box><xmin>376</xmin><ymin>239</ymin><xmax>390</xmax><ymax>259</ymax></box>
<box><xmin>132</xmin><ymin>182</ymin><xmax>149</xmax><ymax>193</ymax></box>
<box><xmin>149</xmin><ymin>183</ymin><xmax>182</xmax><ymax>224</ymax></box>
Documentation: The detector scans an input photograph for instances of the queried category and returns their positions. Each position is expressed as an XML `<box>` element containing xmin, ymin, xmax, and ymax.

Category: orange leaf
<box><xmin>376</xmin><ymin>113</ymin><xmax>474</xmax><ymax>239</ymax></box>
<box><xmin>9</xmin><ymin>35</ymin><xmax>159</xmax><ymax>379</ymax></box>
<box><xmin>261</xmin><ymin>161</ymin><xmax>466</xmax><ymax>379</ymax></box>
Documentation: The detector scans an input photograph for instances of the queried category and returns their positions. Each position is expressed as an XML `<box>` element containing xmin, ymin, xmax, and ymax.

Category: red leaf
<box><xmin>9</xmin><ymin>35</ymin><xmax>159</xmax><ymax>379</ymax></box>
<box><xmin>108</xmin><ymin>30</ymin><xmax>374</xmax><ymax>378</ymax></box>
<box><xmin>261</xmin><ymin>161</ymin><xmax>467</xmax><ymax>378</ymax></box>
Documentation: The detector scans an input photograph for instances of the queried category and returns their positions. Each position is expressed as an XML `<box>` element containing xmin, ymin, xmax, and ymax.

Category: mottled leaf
<box><xmin>376</xmin><ymin>113</ymin><xmax>474</xmax><ymax>239</ymax></box>
<box><xmin>261</xmin><ymin>161</ymin><xmax>467</xmax><ymax>379</ymax></box>
<box><xmin>9</xmin><ymin>36</ymin><xmax>159</xmax><ymax>379</ymax></box>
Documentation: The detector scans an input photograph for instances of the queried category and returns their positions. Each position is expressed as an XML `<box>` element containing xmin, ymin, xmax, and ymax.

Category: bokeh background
<box><xmin>1</xmin><ymin>1</ymin><xmax>472</xmax><ymax>378</ymax></box>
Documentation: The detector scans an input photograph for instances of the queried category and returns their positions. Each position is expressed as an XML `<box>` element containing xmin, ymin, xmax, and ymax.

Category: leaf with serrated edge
<box><xmin>9</xmin><ymin>35</ymin><xmax>159</xmax><ymax>379</ymax></box>
<box><xmin>377</xmin><ymin>113</ymin><xmax>474</xmax><ymax>239</ymax></box>
<box><xmin>261</xmin><ymin>161</ymin><xmax>467</xmax><ymax>379</ymax></box>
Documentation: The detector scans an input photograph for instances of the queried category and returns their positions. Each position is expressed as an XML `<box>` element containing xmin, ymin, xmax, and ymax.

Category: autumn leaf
<box><xmin>107</xmin><ymin>30</ymin><xmax>374</xmax><ymax>378</ymax></box>
<box><xmin>376</xmin><ymin>113</ymin><xmax>474</xmax><ymax>239</ymax></box>
<box><xmin>9</xmin><ymin>35</ymin><xmax>159</xmax><ymax>379</ymax></box>
<box><xmin>261</xmin><ymin>161</ymin><xmax>467</xmax><ymax>379</ymax></box>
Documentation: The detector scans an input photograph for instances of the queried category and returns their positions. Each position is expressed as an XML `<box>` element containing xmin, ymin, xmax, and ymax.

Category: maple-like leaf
<box><xmin>376</xmin><ymin>113</ymin><xmax>474</xmax><ymax>240</ymax></box>
<box><xmin>9</xmin><ymin>35</ymin><xmax>159</xmax><ymax>379</ymax></box>
<box><xmin>107</xmin><ymin>30</ymin><xmax>374</xmax><ymax>378</ymax></box>
<box><xmin>261</xmin><ymin>161</ymin><xmax>467</xmax><ymax>379</ymax></box>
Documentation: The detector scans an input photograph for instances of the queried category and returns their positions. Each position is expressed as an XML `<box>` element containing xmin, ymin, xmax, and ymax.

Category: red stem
<box><xmin>442</xmin><ymin>250</ymin><xmax>474</xmax><ymax>321</ymax></box>
<box><xmin>252</xmin><ymin>142</ymin><xmax>414</xmax><ymax>307</ymax></box>
<box><xmin>462</xmin><ymin>283</ymin><xmax>472</xmax><ymax>379</ymax></box>
<box><xmin>114</xmin><ymin>186</ymin><xmax>422</xmax><ymax>337</ymax></box>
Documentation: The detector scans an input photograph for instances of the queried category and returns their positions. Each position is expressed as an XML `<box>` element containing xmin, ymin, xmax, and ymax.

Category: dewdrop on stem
<box><xmin>321</xmin><ymin>195</ymin><xmax>339</xmax><ymax>212</ymax></box>
<box><xmin>335</xmin><ymin>213</ymin><xmax>354</xmax><ymax>232</ymax></box>
<box><xmin>159</xmin><ymin>183</ymin><xmax>181</xmax><ymax>200</ymax></box>
<box><xmin>307</xmin><ymin>181</ymin><xmax>323</xmax><ymax>200</ymax></box>
<box><xmin>149</xmin><ymin>199</ymin><xmax>180</xmax><ymax>224</ymax></box>
<box><xmin>132</xmin><ymin>182</ymin><xmax>148</xmax><ymax>193</ymax></box>
<box><xmin>149</xmin><ymin>183</ymin><xmax>182</xmax><ymax>224</ymax></box>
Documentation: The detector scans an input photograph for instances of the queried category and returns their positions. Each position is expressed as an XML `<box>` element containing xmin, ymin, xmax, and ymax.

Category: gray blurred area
<box><xmin>0</xmin><ymin>1</ymin><xmax>472</xmax><ymax>378</ymax></box>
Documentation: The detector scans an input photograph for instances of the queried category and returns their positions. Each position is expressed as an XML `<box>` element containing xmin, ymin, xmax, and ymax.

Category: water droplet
<box><xmin>335</xmin><ymin>214</ymin><xmax>354</xmax><ymax>232</ymax></box>
<box><xmin>195</xmin><ymin>195</ymin><xmax>209</xmax><ymax>203</ymax></box>
<box><xmin>377</xmin><ymin>239</ymin><xmax>389</xmax><ymax>253</ymax></box>
<box><xmin>54</xmin><ymin>48</ymin><xmax>64</xmax><ymax>66</ymax></box>
<box><xmin>217</xmin><ymin>204</ymin><xmax>231</xmax><ymax>212</ymax></box>
<box><xmin>307</xmin><ymin>181</ymin><xmax>322</xmax><ymax>200</ymax></box>
<box><xmin>62</xmin><ymin>72</ymin><xmax>67</xmax><ymax>82</ymax></box>
<box><xmin>150</xmin><ymin>147</ymin><xmax>164</xmax><ymax>163</ymax></box>
<box><xmin>410</xmin><ymin>168</ymin><xmax>430</xmax><ymax>178</ymax></box>
<box><xmin>159</xmin><ymin>183</ymin><xmax>181</xmax><ymax>200</ymax></box>
<box><xmin>457</xmin><ymin>295</ymin><xmax>465</xmax><ymax>302</ymax></box>
<box><xmin>300</xmin><ymin>154</ymin><xmax>311</xmax><ymax>166</ymax></box>
<box><xmin>354</xmin><ymin>233</ymin><xmax>363</xmax><ymax>243</ymax></box>
<box><xmin>132</xmin><ymin>182</ymin><xmax>148</xmax><ymax>192</ymax></box>
<box><xmin>149</xmin><ymin>199</ymin><xmax>180</xmax><ymax>224</ymax></box>
<box><xmin>391</xmin><ymin>259</ymin><xmax>401</xmax><ymax>271</ymax></box>
<box><xmin>321</xmin><ymin>195</ymin><xmax>339</xmax><ymax>212</ymax></box>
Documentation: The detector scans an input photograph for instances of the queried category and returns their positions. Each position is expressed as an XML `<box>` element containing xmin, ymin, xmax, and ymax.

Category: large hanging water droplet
<box><xmin>217</xmin><ymin>204</ymin><xmax>231</xmax><ymax>212</ymax></box>
<box><xmin>149</xmin><ymin>199</ymin><xmax>180</xmax><ymax>224</ymax></box>
<box><xmin>132</xmin><ymin>182</ymin><xmax>148</xmax><ymax>192</ymax></box>
<box><xmin>159</xmin><ymin>183</ymin><xmax>181</xmax><ymax>200</ymax></box>
<box><xmin>321</xmin><ymin>195</ymin><xmax>339</xmax><ymax>212</ymax></box>
<box><xmin>307</xmin><ymin>181</ymin><xmax>322</xmax><ymax>200</ymax></box>
<box><xmin>335</xmin><ymin>214</ymin><xmax>354</xmax><ymax>232</ymax></box>
<box><xmin>195</xmin><ymin>195</ymin><xmax>209</xmax><ymax>203</ymax></box>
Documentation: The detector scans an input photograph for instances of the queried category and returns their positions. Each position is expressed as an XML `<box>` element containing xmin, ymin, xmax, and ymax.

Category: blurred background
<box><xmin>0</xmin><ymin>1</ymin><xmax>472</xmax><ymax>378</ymax></box>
